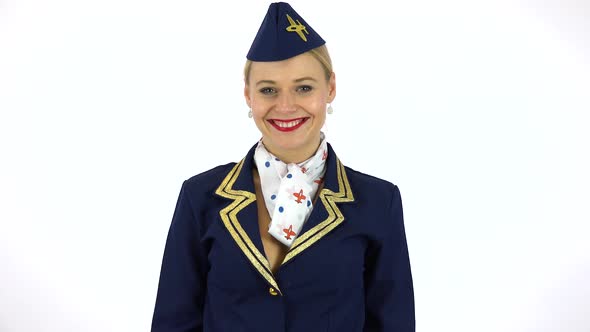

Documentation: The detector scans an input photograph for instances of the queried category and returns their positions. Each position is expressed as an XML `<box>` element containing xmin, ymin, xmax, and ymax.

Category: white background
<box><xmin>1</xmin><ymin>0</ymin><xmax>589</xmax><ymax>331</ymax></box>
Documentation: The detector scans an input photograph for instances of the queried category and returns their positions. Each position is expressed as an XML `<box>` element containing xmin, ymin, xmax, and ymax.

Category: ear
<box><xmin>244</xmin><ymin>84</ymin><xmax>251</xmax><ymax>108</ymax></box>
<box><xmin>327</xmin><ymin>72</ymin><xmax>336</xmax><ymax>103</ymax></box>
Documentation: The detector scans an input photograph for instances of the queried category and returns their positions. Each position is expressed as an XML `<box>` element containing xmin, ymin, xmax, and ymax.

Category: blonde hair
<box><xmin>244</xmin><ymin>45</ymin><xmax>333</xmax><ymax>84</ymax></box>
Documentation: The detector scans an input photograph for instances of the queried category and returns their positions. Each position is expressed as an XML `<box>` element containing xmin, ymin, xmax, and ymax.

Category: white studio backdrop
<box><xmin>1</xmin><ymin>0</ymin><xmax>589</xmax><ymax>331</ymax></box>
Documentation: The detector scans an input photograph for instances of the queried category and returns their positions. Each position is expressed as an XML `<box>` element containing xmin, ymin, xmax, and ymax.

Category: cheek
<box><xmin>250</xmin><ymin>101</ymin><xmax>270</xmax><ymax>129</ymax></box>
<box><xmin>306</xmin><ymin>98</ymin><xmax>326</xmax><ymax>116</ymax></box>
<box><xmin>250</xmin><ymin>95</ymin><xmax>271</xmax><ymax>111</ymax></box>
<box><xmin>315</xmin><ymin>110</ymin><xmax>326</xmax><ymax>125</ymax></box>
<box><xmin>249</xmin><ymin>99</ymin><xmax>264</xmax><ymax>116</ymax></box>
<box><xmin>251</xmin><ymin>106</ymin><xmax>268</xmax><ymax>120</ymax></box>
<box><xmin>251</xmin><ymin>114</ymin><xmax>268</xmax><ymax>134</ymax></box>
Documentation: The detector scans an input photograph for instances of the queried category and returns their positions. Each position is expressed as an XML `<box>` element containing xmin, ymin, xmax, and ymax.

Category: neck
<box><xmin>262</xmin><ymin>136</ymin><xmax>322</xmax><ymax>164</ymax></box>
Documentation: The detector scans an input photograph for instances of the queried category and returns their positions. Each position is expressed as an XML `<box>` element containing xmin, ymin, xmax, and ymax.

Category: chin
<box><xmin>272</xmin><ymin>139</ymin><xmax>305</xmax><ymax>151</ymax></box>
<box><xmin>262</xmin><ymin>125</ymin><xmax>321</xmax><ymax>154</ymax></box>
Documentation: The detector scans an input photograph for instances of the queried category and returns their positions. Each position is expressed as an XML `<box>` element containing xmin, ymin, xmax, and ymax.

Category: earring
<box><xmin>327</xmin><ymin>103</ymin><xmax>334</xmax><ymax>114</ymax></box>
<box><xmin>248</xmin><ymin>109</ymin><xmax>253</xmax><ymax>118</ymax></box>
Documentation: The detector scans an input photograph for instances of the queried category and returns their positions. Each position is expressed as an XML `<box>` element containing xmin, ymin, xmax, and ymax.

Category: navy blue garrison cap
<box><xmin>247</xmin><ymin>2</ymin><xmax>326</xmax><ymax>61</ymax></box>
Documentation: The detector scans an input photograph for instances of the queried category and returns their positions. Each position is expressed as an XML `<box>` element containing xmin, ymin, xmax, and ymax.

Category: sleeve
<box><xmin>151</xmin><ymin>181</ymin><xmax>207</xmax><ymax>332</ymax></box>
<box><xmin>363</xmin><ymin>184</ymin><xmax>415</xmax><ymax>332</ymax></box>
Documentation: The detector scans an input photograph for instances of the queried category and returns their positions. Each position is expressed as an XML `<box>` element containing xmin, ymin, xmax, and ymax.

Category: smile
<box><xmin>268</xmin><ymin>117</ymin><xmax>308</xmax><ymax>132</ymax></box>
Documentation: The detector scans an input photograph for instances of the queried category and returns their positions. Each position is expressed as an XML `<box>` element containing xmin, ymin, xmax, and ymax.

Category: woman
<box><xmin>151</xmin><ymin>2</ymin><xmax>414</xmax><ymax>331</ymax></box>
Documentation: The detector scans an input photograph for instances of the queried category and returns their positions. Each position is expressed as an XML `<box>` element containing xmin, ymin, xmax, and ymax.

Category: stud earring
<box><xmin>327</xmin><ymin>103</ymin><xmax>334</xmax><ymax>114</ymax></box>
<box><xmin>248</xmin><ymin>109</ymin><xmax>253</xmax><ymax>118</ymax></box>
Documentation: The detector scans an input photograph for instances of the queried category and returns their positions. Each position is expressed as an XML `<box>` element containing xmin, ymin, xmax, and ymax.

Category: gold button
<box><xmin>269</xmin><ymin>287</ymin><xmax>278</xmax><ymax>296</ymax></box>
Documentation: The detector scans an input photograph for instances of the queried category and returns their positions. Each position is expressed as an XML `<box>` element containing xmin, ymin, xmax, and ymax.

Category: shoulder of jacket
<box><xmin>343</xmin><ymin>165</ymin><xmax>398</xmax><ymax>192</ymax></box>
<box><xmin>183</xmin><ymin>162</ymin><xmax>237</xmax><ymax>193</ymax></box>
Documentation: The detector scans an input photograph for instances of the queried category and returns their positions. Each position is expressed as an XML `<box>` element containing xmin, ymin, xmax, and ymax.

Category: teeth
<box><xmin>274</xmin><ymin>119</ymin><xmax>303</xmax><ymax>128</ymax></box>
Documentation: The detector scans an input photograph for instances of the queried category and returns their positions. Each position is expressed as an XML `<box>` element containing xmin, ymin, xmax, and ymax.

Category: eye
<box><xmin>297</xmin><ymin>85</ymin><xmax>313</xmax><ymax>93</ymax></box>
<box><xmin>259</xmin><ymin>87</ymin><xmax>276</xmax><ymax>95</ymax></box>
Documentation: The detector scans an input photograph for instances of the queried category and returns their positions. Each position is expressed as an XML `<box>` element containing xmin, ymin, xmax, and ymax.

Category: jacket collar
<box><xmin>214</xmin><ymin>141</ymin><xmax>355</xmax><ymax>295</ymax></box>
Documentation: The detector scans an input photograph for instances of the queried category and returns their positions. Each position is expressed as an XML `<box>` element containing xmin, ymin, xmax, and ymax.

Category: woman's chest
<box><xmin>202</xmin><ymin>206</ymin><xmax>369</xmax><ymax>294</ymax></box>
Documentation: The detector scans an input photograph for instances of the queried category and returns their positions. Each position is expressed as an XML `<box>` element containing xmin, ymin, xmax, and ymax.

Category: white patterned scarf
<box><xmin>253</xmin><ymin>132</ymin><xmax>328</xmax><ymax>247</ymax></box>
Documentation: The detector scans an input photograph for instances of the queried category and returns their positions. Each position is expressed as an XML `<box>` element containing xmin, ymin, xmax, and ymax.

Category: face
<box><xmin>244</xmin><ymin>52</ymin><xmax>336</xmax><ymax>162</ymax></box>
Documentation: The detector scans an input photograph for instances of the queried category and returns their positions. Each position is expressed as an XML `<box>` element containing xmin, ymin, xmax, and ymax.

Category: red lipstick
<box><xmin>268</xmin><ymin>117</ymin><xmax>308</xmax><ymax>132</ymax></box>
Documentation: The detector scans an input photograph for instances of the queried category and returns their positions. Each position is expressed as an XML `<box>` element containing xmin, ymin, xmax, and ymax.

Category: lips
<box><xmin>268</xmin><ymin>117</ymin><xmax>308</xmax><ymax>132</ymax></box>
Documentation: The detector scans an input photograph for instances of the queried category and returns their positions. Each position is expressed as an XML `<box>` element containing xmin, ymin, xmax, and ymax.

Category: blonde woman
<box><xmin>152</xmin><ymin>2</ymin><xmax>414</xmax><ymax>331</ymax></box>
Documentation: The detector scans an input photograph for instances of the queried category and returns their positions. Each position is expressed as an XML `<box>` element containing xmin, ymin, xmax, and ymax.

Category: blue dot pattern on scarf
<box><xmin>265</xmin><ymin>161</ymin><xmax>270</xmax><ymax>167</ymax></box>
<box><xmin>307</xmin><ymin>200</ymin><xmax>311</xmax><ymax>207</ymax></box>
<box><xmin>271</xmin><ymin>194</ymin><xmax>276</xmax><ymax>200</ymax></box>
<box><xmin>275</xmin><ymin>157</ymin><xmax>280</xmax><ymax>161</ymax></box>
<box><xmin>287</xmin><ymin>174</ymin><xmax>292</xmax><ymax>179</ymax></box>
<box><xmin>279</xmin><ymin>206</ymin><xmax>284</xmax><ymax>213</ymax></box>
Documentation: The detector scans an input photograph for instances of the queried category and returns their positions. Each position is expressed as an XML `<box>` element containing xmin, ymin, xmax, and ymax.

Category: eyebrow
<box><xmin>294</xmin><ymin>76</ymin><xmax>317</xmax><ymax>83</ymax></box>
<box><xmin>255</xmin><ymin>76</ymin><xmax>318</xmax><ymax>86</ymax></box>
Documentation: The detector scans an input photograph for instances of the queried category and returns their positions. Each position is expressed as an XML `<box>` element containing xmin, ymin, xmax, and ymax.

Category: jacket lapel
<box><xmin>282</xmin><ymin>142</ymin><xmax>355</xmax><ymax>265</ymax></box>
<box><xmin>214</xmin><ymin>144</ymin><xmax>281</xmax><ymax>294</ymax></box>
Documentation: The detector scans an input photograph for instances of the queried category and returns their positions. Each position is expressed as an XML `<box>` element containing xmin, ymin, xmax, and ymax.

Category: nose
<box><xmin>275</xmin><ymin>91</ymin><xmax>297</xmax><ymax>113</ymax></box>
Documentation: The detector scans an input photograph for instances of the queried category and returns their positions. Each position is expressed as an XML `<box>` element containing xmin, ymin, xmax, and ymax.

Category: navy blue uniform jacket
<box><xmin>152</xmin><ymin>143</ymin><xmax>415</xmax><ymax>332</ymax></box>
